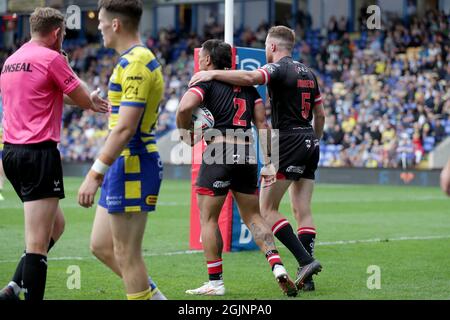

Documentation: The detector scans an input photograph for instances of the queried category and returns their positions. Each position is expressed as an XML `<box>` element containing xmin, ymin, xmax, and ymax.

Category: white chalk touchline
<box><xmin>0</xmin><ymin>235</ymin><xmax>449</xmax><ymax>264</ymax></box>
<box><xmin>0</xmin><ymin>195</ymin><xmax>446</xmax><ymax>210</ymax></box>
<box><xmin>0</xmin><ymin>201</ymin><xmax>183</xmax><ymax>210</ymax></box>
<box><xmin>317</xmin><ymin>235</ymin><xmax>450</xmax><ymax>245</ymax></box>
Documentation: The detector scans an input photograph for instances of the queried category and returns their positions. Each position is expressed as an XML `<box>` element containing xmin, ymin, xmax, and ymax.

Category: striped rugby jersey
<box><xmin>108</xmin><ymin>45</ymin><xmax>164</xmax><ymax>156</ymax></box>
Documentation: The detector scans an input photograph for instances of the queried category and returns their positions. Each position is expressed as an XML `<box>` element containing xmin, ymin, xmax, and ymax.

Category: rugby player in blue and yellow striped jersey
<box><xmin>78</xmin><ymin>0</ymin><xmax>166</xmax><ymax>300</ymax></box>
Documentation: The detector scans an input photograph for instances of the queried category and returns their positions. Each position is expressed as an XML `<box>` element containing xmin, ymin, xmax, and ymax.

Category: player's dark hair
<box><xmin>98</xmin><ymin>0</ymin><xmax>142</xmax><ymax>31</ymax></box>
<box><xmin>29</xmin><ymin>7</ymin><xmax>65</xmax><ymax>36</ymax></box>
<box><xmin>201</xmin><ymin>39</ymin><xmax>232</xmax><ymax>70</ymax></box>
<box><xmin>268</xmin><ymin>25</ymin><xmax>295</xmax><ymax>52</ymax></box>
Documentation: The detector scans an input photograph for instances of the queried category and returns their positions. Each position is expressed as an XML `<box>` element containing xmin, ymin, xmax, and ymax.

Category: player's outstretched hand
<box><xmin>189</xmin><ymin>71</ymin><xmax>214</xmax><ymax>87</ymax></box>
<box><xmin>260</xmin><ymin>163</ymin><xmax>277</xmax><ymax>188</ymax></box>
<box><xmin>440</xmin><ymin>160</ymin><xmax>450</xmax><ymax>197</ymax></box>
<box><xmin>78</xmin><ymin>171</ymin><xmax>103</xmax><ymax>208</ymax></box>
<box><xmin>90</xmin><ymin>88</ymin><xmax>110</xmax><ymax>113</ymax></box>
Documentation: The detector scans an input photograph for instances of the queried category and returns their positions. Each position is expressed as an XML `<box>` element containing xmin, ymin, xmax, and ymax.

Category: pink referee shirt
<box><xmin>0</xmin><ymin>41</ymin><xmax>80</xmax><ymax>144</ymax></box>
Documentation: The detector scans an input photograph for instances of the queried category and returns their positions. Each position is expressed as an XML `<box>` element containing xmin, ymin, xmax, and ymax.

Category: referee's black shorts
<box><xmin>3</xmin><ymin>141</ymin><xmax>65</xmax><ymax>202</ymax></box>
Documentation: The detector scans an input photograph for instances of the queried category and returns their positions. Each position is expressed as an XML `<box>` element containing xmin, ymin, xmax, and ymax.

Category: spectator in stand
<box><xmin>434</xmin><ymin>119</ymin><xmax>446</xmax><ymax>144</ymax></box>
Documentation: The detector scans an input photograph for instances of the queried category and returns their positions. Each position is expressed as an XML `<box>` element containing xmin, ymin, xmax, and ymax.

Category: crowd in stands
<box><xmin>315</xmin><ymin>10</ymin><xmax>450</xmax><ymax>168</ymax></box>
<box><xmin>0</xmin><ymin>8</ymin><xmax>449</xmax><ymax>168</ymax></box>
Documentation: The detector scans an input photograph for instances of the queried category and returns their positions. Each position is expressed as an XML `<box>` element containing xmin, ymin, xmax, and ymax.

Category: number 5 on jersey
<box><xmin>301</xmin><ymin>92</ymin><xmax>311</xmax><ymax>120</ymax></box>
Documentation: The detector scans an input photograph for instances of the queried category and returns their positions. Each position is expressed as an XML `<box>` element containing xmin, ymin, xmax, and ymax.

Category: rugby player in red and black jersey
<box><xmin>177</xmin><ymin>39</ymin><xmax>298</xmax><ymax>297</ymax></box>
<box><xmin>190</xmin><ymin>26</ymin><xmax>324</xmax><ymax>291</ymax></box>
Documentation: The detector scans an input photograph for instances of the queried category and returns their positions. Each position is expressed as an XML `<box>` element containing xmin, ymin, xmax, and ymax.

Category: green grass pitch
<box><xmin>0</xmin><ymin>177</ymin><xmax>449</xmax><ymax>300</ymax></box>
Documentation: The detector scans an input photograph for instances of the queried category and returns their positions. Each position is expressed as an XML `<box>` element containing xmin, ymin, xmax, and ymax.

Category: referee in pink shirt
<box><xmin>0</xmin><ymin>7</ymin><xmax>108</xmax><ymax>300</ymax></box>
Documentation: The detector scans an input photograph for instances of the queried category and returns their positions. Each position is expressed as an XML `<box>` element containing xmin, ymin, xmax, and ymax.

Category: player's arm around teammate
<box><xmin>187</xmin><ymin>53</ymin><xmax>280</xmax><ymax>187</ymax></box>
<box><xmin>190</xmin><ymin>68</ymin><xmax>265</xmax><ymax>88</ymax></box>
<box><xmin>177</xmin><ymin>40</ymin><xmax>298</xmax><ymax>297</ymax></box>
<box><xmin>188</xmin><ymin>27</ymin><xmax>323</xmax><ymax>291</ymax></box>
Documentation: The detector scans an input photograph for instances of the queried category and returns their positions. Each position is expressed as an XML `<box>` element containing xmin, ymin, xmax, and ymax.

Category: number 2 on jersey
<box><xmin>233</xmin><ymin>98</ymin><xmax>247</xmax><ymax>127</ymax></box>
<box><xmin>301</xmin><ymin>92</ymin><xmax>311</xmax><ymax>119</ymax></box>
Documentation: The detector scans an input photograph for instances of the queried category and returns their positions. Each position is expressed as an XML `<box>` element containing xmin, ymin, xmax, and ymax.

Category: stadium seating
<box><xmin>0</xmin><ymin>11</ymin><xmax>447</xmax><ymax>168</ymax></box>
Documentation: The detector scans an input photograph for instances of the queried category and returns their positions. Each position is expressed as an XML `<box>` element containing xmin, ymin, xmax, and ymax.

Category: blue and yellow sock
<box><xmin>126</xmin><ymin>287</ymin><xmax>152</xmax><ymax>300</ymax></box>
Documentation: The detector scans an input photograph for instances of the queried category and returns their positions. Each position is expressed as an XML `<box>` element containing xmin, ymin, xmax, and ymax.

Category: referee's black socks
<box><xmin>11</xmin><ymin>238</ymin><xmax>55</xmax><ymax>290</ymax></box>
<box><xmin>22</xmin><ymin>253</ymin><xmax>47</xmax><ymax>301</ymax></box>
<box><xmin>11</xmin><ymin>252</ymin><xmax>26</xmax><ymax>288</ymax></box>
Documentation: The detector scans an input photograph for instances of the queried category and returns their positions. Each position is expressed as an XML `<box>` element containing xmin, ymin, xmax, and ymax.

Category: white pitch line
<box><xmin>0</xmin><ymin>250</ymin><xmax>204</xmax><ymax>264</ymax></box>
<box><xmin>0</xmin><ymin>201</ymin><xmax>183</xmax><ymax>210</ymax></box>
<box><xmin>0</xmin><ymin>196</ymin><xmax>446</xmax><ymax>210</ymax></box>
<box><xmin>310</xmin><ymin>196</ymin><xmax>447</xmax><ymax>203</ymax></box>
<box><xmin>317</xmin><ymin>235</ymin><xmax>450</xmax><ymax>245</ymax></box>
<box><xmin>1</xmin><ymin>235</ymin><xmax>450</xmax><ymax>264</ymax></box>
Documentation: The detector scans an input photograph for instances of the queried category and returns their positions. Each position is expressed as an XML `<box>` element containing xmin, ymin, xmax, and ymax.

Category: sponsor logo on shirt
<box><xmin>106</xmin><ymin>196</ymin><xmax>123</xmax><ymax>206</ymax></box>
<box><xmin>314</xmin><ymin>139</ymin><xmax>320</xmax><ymax>147</ymax></box>
<box><xmin>64</xmin><ymin>75</ymin><xmax>76</xmax><ymax>85</ymax></box>
<box><xmin>145</xmin><ymin>195</ymin><xmax>158</xmax><ymax>206</ymax></box>
<box><xmin>295</xmin><ymin>64</ymin><xmax>309</xmax><ymax>74</ymax></box>
<box><xmin>1</xmin><ymin>62</ymin><xmax>32</xmax><ymax>74</ymax></box>
<box><xmin>53</xmin><ymin>180</ymin><xmax>61</xmax><ymax>192</ymax></box>
<box><xmin>126</xmin><ymin>72</ymin><xmax>145</xmax><ymax>86</ymax></box>
<box><xmin>126</xmin><ymin>76</ymin><xmax>143</xmax><ymax>81</ymax></box>
<box><xmin>265</xmin><ymin>64</ymin><xmax>276</xmax><ymax>73</ymax></box>
<box><xmin>306</xmin><ymin>139</ymin><xmax>311</xmax><ymax>149</ymax></box>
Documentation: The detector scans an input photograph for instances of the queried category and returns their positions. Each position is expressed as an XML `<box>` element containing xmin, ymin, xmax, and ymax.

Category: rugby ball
<box><xmin>191</xmin><ymin>106</ymin><xmax>214</xmax><ymax>131</ymax></box>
